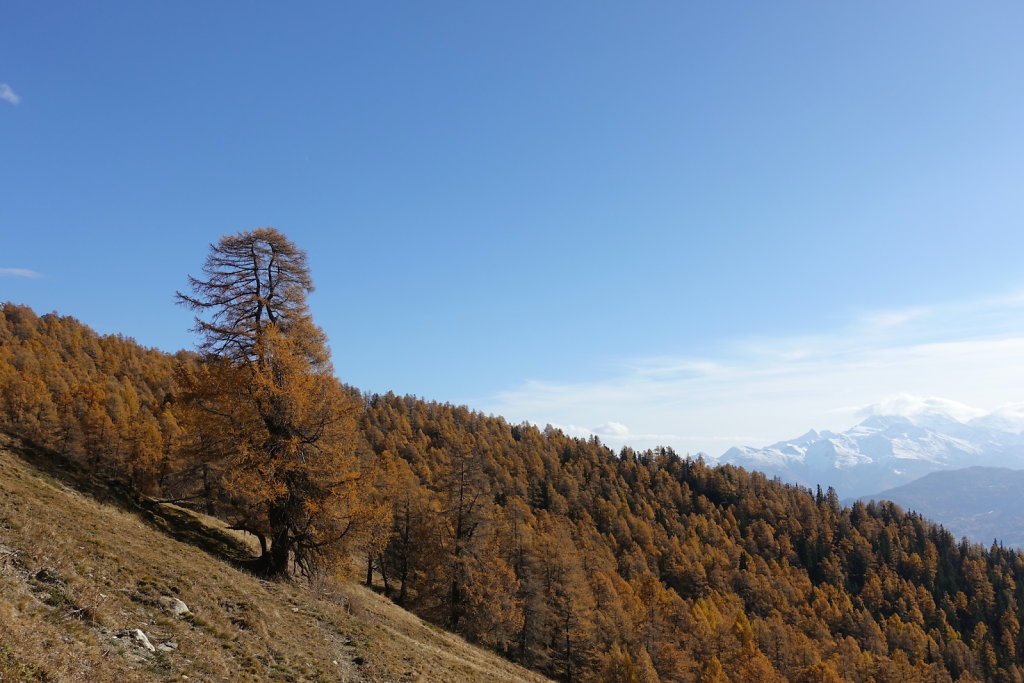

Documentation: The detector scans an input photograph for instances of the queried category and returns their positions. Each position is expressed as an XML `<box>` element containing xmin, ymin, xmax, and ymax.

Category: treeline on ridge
<box><xmin>2</xmin><ymin>300</ymin><xmax>1024</xmax><ymax>682</ymax></box>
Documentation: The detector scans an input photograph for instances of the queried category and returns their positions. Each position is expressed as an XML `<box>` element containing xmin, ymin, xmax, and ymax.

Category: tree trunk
<box><xmin>397</xmin><ymin>557</ymin><xmax>409</xmax><ymax>606</ymax></box>
<box><xmin>379</xmin><ymin>554</ymin><xmax>391</xmax><ymax>594</ymax></box>
<box><xmin>202</xmin><ymin>465</ymin><xmax>215</xmax><ymax>516</ymax></box>
<box><xmin>265</xmin><ymin>504</ymin><xmax>291</xmax><ymax>577</ymax></box>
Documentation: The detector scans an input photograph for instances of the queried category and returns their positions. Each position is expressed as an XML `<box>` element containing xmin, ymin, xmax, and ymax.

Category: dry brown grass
<box><xmin>0</xmin><ymin>434</ymin><xmax>549</xmax><ymax>683</ymax></box>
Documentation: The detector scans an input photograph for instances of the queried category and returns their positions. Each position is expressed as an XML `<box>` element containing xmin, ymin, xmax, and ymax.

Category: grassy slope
<box><xmin>0</xmin><ymin>433</ymin><xmax>548</xmax><ymax>683</ymax></box>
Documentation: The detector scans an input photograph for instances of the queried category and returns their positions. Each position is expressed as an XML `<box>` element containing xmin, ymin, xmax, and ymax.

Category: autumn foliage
<box><xmin>3</xmin><ymin>229</ymin><xmax>1024</xmax><ymax>681</ymax></box>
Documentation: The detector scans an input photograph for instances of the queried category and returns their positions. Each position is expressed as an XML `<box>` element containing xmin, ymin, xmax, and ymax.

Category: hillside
<box><xmin>858</xmin><ymin>467</ymin><xmax>1024</xmax><ymax>549</ymax></box>
<box><xmin>6</xmin><ymin>302</ymin><xmax>1024</xmax><ymax>681</ymax></box>
<box><xmin>0</xmin><ymin>431</ymin><xmax>548</xmax><ymax>683</ymax></box>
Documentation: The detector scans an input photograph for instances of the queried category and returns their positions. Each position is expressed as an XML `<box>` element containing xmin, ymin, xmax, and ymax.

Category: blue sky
<box><xmin>3</xmin><ymin>2</ymin><xmax>1024</xmax><ymax>455</ymax></box>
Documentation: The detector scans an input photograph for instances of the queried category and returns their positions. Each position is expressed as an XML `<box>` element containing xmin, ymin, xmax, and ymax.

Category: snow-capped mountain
<box><xmin>717</xmin><ymin>406</ymin><xmax>1024</xmax><ymax>498</ymax></box>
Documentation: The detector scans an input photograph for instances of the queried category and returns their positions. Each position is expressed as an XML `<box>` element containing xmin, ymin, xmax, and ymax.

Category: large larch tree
<box><xmin>175</xmin><ymin>228</ymin><xmax>368</xmax><ymax>577</ymax></box>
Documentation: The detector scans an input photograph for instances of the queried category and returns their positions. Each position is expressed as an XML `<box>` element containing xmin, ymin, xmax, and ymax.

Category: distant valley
<box><xmin>855</xmin><ymin>466</ymin><xmax>1024</xmax><ymax>549</ymax></box>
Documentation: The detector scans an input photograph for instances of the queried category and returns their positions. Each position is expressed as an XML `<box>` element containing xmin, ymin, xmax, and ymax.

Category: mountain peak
<box><xmin>794</xmin><ymin>428</ymin><xmax>820</xmax><ymax>444</ymax></box>
<box><xmin>719</xmin><ymin>406</ymin><xmax>1024</xmax><ymax>498</ymax></box>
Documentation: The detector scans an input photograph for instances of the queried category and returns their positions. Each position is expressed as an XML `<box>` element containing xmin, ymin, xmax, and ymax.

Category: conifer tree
<box><xmin>176</xmin><ymin>228</ymin><xmax>364</xmax><ymax>577</ymax></box>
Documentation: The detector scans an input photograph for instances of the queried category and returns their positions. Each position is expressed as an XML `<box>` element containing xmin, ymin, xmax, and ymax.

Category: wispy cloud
<box><xmin>481</xmin><ymin>292</ymin><xmax>1024</xmax><ymax>456</ymax></box>
<box><xmin>0</xmin><ymin>268</ymin><xmax>43</xmax><ymax>278</ymax></box>
<box><xmin>860</xmin><ymin>307</ymin><xmax>932</xmax><ymax>331</ymax></box>
<box><xmin>854</xmin><ymin>394</ymin><xmax>985</xmax><ymax>422</ymax></box>
<box><xmin>0</xmin><ymin>84</ymin><xmax>20</xmax><ymax>105</ymax></box>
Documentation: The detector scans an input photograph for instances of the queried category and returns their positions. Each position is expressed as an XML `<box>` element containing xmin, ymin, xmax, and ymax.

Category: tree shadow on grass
<box><xmin>1</xmin><ymin>431</ymin><xmax>261</xmax><ymax>572</ymax></box>
<box><xmin>135</xmin><ymin>500</ymin><xmax>261</xmax><ymax>567</ymax></box>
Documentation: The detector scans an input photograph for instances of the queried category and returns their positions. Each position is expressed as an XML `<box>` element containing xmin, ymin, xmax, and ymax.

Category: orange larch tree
<box><xmin>176</xmin><ymin>228</ymin><xmax>368</xmax><ymax>577</ymax></box>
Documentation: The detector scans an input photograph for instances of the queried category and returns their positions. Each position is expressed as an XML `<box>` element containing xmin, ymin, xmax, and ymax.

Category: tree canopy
<box><xmin>176</xmin><ymin>227</ymin><xmax>323</xmax><ymax>364</ymax></box>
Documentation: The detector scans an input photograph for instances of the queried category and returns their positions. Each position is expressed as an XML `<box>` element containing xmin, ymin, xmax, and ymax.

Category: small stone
<box><xmin>158</xmin><ymin>641</ymin><xmax>179</xmax><ymax>652</ymax></box>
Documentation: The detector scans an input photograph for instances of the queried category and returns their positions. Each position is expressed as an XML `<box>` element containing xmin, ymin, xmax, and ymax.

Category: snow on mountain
<box><xmin>717</xmin><ymin>402</ymin><xmax>1024</xmax><ymax>498</ymax></box>
<box><xmin>970</xmin><ymin>403</ymin><xmax>1024</xmax><ymax>435</ymax></box>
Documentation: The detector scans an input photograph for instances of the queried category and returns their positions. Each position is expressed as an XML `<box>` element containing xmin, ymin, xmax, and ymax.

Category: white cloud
<box><xmin>855</xmin><ymin>394</ymin><xmax>985</xmax><ymax>422</ymax></box>
<box><xmin>0</xmin><ymin>268</ymin><xmax>42</xmax><ymax>278</ymax></box>
<box><xmin>548</xmin><ymin>423</ymin><xmax>596</xmax><ymax>439</ymax></box>
<box><xmin>481</xmin><ymin>291</ymin><xmax>1024</xmax><ymax>457</ymax></box>
<box><xmin>593</xmin><ymin>421</ymin><xmax>630</xmax><ymax>437</ymax></box>
<box><xmin>0</xmin><ymin>84</ymin><xmax>20</xmax><ymax>105</ymax></box>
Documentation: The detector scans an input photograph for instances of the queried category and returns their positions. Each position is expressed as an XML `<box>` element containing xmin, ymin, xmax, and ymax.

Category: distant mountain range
<box><xmin>716</xmin><ymin>405</ymin><xmax>1024</xmax><ymax>498</ymax></box>
<box><xmin>855</xmin><ymin>467</ymin><xmax>1024</xmax><ymax>549</ymax></box>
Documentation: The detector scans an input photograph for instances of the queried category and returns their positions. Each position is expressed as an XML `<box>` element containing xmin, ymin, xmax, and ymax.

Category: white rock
<box><xmin>125</xmin><ymin>628</ymin><xmax>156</xmax><ymax>652</ymax></box>
<box><xmin>159</xmin><ymin>596</ymin><xmax>191</xmax><ymax>617</ymax></box>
